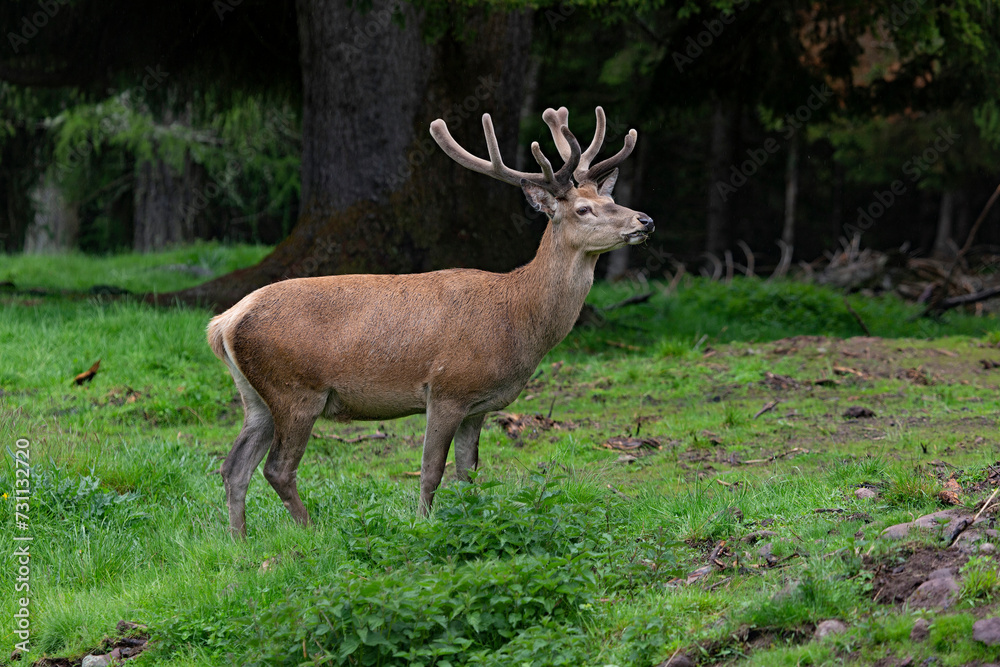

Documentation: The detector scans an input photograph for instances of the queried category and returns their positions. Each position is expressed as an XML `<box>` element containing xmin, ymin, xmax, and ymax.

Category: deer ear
<box><xmin>521</xmin><ymin>181</ymin><xmax>557</xmax><ymax>218</ymax></box>
<box><xmin>598</xmin><ymin>168</ymin><xmax>619</xmax><ymax>197</ymax></box>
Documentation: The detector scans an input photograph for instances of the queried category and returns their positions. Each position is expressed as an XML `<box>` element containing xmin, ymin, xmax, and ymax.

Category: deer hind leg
<box><xmin>263</xmin><ymin>392</ymin><xmax>327</xmax><ymax>527</ymax></box>
<box><xmin>221</xmin><ymin>363</ymin><xmax>274</xmax><ymax>539</ymax></box>
<box><xmin>453</xmin><ymin>413</ymin><xmax>486</xmax><ymax>482</ymax></box>
<box><xmin>418</xmin><ymin>400</ymin><xmax>469</xmax><ymax>516</ymax></box>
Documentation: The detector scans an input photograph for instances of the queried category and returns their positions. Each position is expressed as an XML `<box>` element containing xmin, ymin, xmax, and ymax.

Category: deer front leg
<box><xmin>418</xmin><ymin>401</ymin><xmax>468</xmax><ymax>515</ymax></box>
<box><xmin>453</xmin><ymin>413</ymin><xmax>486</xmax><ymax>482</ymax></box>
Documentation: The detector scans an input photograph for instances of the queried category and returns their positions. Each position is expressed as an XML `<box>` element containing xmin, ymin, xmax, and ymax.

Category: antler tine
<box><xmin>552</xmin><ymin>125</ymin><xmax>581</xmax><ymax>184</ymax></box>
<box><xmin>579</xmin><ymin>128</ymin><xmax>637</xmax><ymax>185</ymax></box>
<box><xmin>430</xmin><ymin>113</ymin><xmax>575</xmax><ymax>195</ymax></box>
<box><xmin>530</xmin><ymin>142</ymin><xmax>556</xmax><ymax>182</ymax></box>
<box><xmin>575</xmin><ymin>106</ymin><xmax>607</xmax><ymax>181</ymax></box>
<box><xmin>541</xmin><ymin>107</ymin><xmax>572</xmax><ymax>161</ymax></box>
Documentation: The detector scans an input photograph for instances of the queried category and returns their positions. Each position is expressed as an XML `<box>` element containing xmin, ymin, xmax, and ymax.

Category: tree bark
<box><xmin>706</xmin><ymin>100</ymin><xmax>739</xmax><ymax>255</ymax></box>
<box><xmin>781</xmin><ymin>132</ymin><xmax>799</xmax><ymax>251</ymax></box>
<box><xmin>155</xmin><ymin>2</ymin><xmax>535</xmax><ymax>311</ymax></box>
<box><xmin>133</xmin><ymin>147</ymin><xmax>206</xmax><ymax>252</ymax></box>
<box><xmin>23</xmin><ymin>171</ymin><xmax>79</xmax><ymax>252</ymax></box>
<box><xmin>932</xmin><ymin>190</ymin><xmax>955</xmax><ymax>259</ymax></box>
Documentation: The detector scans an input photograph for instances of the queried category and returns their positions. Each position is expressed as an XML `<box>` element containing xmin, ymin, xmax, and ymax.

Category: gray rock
<box><xmin>657</xmin><ymin>654</ymin><xmax>695</xmax><ymax>667</ymax></box>
<box><xmin>880</xmin><ymin>522</ymin><xmax>914</xmax><ymax>540</ymax></box>
<box><xmin>981</xmin><ymin>542</ymin><xmax>997</xmax><ymax>554</ymax></box>
<box><xmin>907</xmin><ymin>575</ymin><xmax>959</xmax><ymax>610</ymax></box>
<box><xmin>882</xmin><ymin>508</ymin><xmax>984</xmax><ymax>541</ymax></box>
<box><xmin>81</xmin><ymin>655</ymin><xmax>112</xmax><ymax>667</ymax></box>
<box><xmin>927</xmin><ymin>567</ymin><xmax>954</xmax><ymax>580</ymax></box>
<box><xmin>910</xmin><ymin>617</ymin><xmax>930</xmax><ymax>642</ymax></box>
<box><xmin>814</xmin><ymin>619</ymin><xmax>848</xmax><ymax>639</ymax></box>
<box><xmin>855</xmin><ymin>487</ymin><xmax>878</xmax><ymax>500</ymax></box>
<box><xmin>974</xmin><ymin>617</ymin><xmax>1000</xmax><ymax>646</ymax></box>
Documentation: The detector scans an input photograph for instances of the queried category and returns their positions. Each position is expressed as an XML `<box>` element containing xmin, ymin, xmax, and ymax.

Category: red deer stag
<box><xmin>208</xmin><ymin>106</ymin><xmax>653</xmax><ymax>537</ymax></box>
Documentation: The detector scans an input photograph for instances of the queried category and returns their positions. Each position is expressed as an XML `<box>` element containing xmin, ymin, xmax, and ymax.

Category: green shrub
<box><xmin>246</xmin><ymin>556</ymin><xmax>596</xmax><ymax>667</ymax></box>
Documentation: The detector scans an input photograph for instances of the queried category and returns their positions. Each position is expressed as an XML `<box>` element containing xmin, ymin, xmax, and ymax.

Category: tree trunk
<box><xmin>156</xmin><ymin>2</ymin><xmax>535</xmax><ymax>311</ymax></box>
<box><xmin>706</xmin><ymin>100</ymin><xmax>738</xmax><ymax>255</ymax></box>
<box><xmin>133</xmin><ymin>147</ymin><xmax>206</xmax><ymax>252</ymax></box>
<box><xmin>23</xmin><ymin>170</ymin><xmax>79</xmax><ymax>252</ymax></box>
<box><xmin>932</xmin><ymin>190</ymin><xmax>955</xmax><ymax>259</ymax></box>
<box><xmin>830</xmin><ymin>161</ymin><xmax>844</xmax><ymax>243</ymax></box>
<box><xmin>781</xmin><ymin>133</ymin><xmax>799</xmax><ymax>251</ymax></box>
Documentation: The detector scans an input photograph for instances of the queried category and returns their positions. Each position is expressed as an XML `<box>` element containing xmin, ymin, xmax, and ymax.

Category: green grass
<box><xmin>3</xmin><ymin>247</ymin><xmax>1000</xmax><ymax>665</ymax></box>
<box><xmin>0</xmin><ymin>241</ymin><xmax>271</xmax><ymax>293</ymax></box>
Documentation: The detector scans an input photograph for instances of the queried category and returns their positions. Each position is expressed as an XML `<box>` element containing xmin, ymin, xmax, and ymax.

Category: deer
<box><xmin>207</xmin><ymin>105</ymin><xmax>653</xmax><ymax>537</ymax></box>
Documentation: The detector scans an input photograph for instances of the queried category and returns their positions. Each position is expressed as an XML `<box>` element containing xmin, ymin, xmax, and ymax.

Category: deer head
<box><xmin>429</xmin><ymin>106</ymin><xmax>653</xmax><ymax>255</ymax></box>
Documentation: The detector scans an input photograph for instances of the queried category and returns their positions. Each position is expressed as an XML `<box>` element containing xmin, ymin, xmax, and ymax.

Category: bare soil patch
<box><xmin>867</xmin><ymin>545</ymin><xmax>968</xmax><ymax>606</ymax></box>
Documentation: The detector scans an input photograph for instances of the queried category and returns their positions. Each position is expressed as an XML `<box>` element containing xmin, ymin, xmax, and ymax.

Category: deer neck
<box><xmin>508</xmin><ymin>221</ymin><xmax>598</xmax><ymax>353</ymax></box>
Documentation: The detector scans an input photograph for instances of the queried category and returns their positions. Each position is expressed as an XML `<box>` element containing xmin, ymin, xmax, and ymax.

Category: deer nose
<box><xmin>638</xmin><ymin>214</ymin><xmax>654</xmax><ymax>233</ymax></box>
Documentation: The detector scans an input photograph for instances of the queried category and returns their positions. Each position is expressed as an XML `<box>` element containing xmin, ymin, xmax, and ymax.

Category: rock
<box><xmin>81</xmin><ymin>655</ymin><xmax>112</xmax><ymax>667</ymax></box>
<box><xmin>910</xmin><ymin>617</ymin><xmax>931</xmax><ymax>642</ymax></box>
<box><xmin>657</xmin><ymin>653</ymin><xmax>695</xmax><ymax>667</ymax></box>
<box><xmin>880</xmin><ymin>522</ymin><xmax>914</xmax><ymax>540</ymax></box>
<box><xmin>757</xmin><ymin>542</ymin><xmax>778</xmax><ymax>566</ymax></box>
<box><xmin>907</xmin><ymin>575</ymin><xmax>959</xmax><ymax>610</ymax></box>
<box><xmin>814</xmin><ymin>619</ymin><xmax>848</xmax><ymax>639</ymax></box>
<box><xmin>974</xmin><ymin>617</ymin><xmax>1000</xmax><ymax>646</ymax></box>
<box><xmin>951</xmin><ymin>529</ymin><xmax>985</xmax><ymax>554</ymax></box>
<box><xmin>882</xmin><ymin>508</ymin><xmax>982</xmax><ymax>541</ymax></box>
<box><xmin>855</xmin><ymin>487</ymin><xmax>878</xmax><ymax>500</ymax></box>
<box><xmin>981</xmin><ymin>542</ymin><xmax>997</xmax><ymax>554</ymax></box>
<box><xmin>927</xmin><ymin>567</ymin><xmax>954</xmax><ymax>580</ymax></box>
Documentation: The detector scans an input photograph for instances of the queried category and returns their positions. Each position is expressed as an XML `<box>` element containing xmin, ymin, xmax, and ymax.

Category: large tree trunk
<box><xmin>133</xmin><ymin>147</ymin><xmax>206</xmax><ymax>251</ymax></box>
<box><xmin>157</xmin><ymin>1</ymin><xmax>534</xmax><ymax>311</ymax></box>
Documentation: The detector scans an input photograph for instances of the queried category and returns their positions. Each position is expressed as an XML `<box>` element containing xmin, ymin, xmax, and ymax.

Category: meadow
<box><xmin>3</xmin><ymin>244</ymin><xmax>1000</xmax><ymax>666</ymax></box>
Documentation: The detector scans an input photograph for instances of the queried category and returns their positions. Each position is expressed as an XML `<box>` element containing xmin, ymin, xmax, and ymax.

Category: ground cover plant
<box><xmin>3</xmin><ymin>247</ymin><xmax>1000</xmax><ymax>665</ymax></box>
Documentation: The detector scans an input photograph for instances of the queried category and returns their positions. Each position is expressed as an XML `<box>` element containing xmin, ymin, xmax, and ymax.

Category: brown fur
<box><xmin>210</xmin><ymin>113</ymin><xmax>653</xmax><ymax>537</ymax></box>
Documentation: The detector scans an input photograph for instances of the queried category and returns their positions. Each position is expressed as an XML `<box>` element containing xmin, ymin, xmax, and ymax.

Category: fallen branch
<box><xmin>936</xmin><ymin>285</ymin><xmax>1000</xmax><ymax>311</ymax></box>
<box><xmin>918</xmin><ymin>181</ymin><xmax>1000</xmax><ymax>317</ymax></box>
<box><xmin>604</xmin><ymin>292</ymin><xmax>653</xmax><ymax>311</ymax></box>
<box><xmin>843</xmin><ymin>296</ymin><xmax>871</xmax><ymax>336</ymax></box>
<box><xmin>973</xmin><ymin>485</ymin><xmax>1000</xmax><ymax>523</ymax></box>
<box><xmin>753</xmin><ymin>400</ymin><xmax>779</xmax><ymax>419</ymax></box>
<box><xmin>741</xmin><ymin>447</ymin><xmax>807</xmax><ymax>464</ymax></box>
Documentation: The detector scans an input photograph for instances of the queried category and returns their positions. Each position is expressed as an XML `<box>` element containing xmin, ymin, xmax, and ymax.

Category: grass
<box><xmin>3</xmin><ymin>246</ymin><xmax>1000</xmax><ymax>665</ymax></box>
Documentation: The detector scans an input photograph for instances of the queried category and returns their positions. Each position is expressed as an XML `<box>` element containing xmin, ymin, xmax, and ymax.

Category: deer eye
<box><xmin>576</xmin><ymin>206</ymin><xmax>592</xmax><ymax>216</ymax></box>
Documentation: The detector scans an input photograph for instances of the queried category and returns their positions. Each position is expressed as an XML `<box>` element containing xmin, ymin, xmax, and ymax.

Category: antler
<box><xmin>430</xmin><ymin>114</ymin><xmax>580</xmax><ymax>196</ymax></box>
<box><xmin>541</xmin><ymin>106</ymin><xmax>637</xmax><ymax>186</ymax></box>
